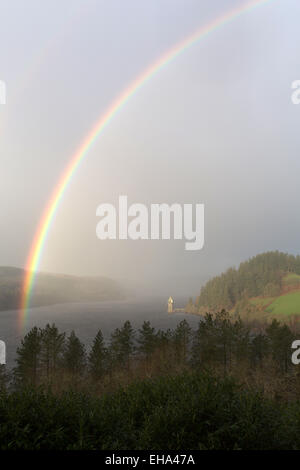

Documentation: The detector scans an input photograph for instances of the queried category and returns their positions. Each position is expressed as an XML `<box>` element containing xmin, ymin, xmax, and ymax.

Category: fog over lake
<box><xmin>0</xmin><ymin>297</ymin><xmax>201</xmax><ymax>368</ymax></box>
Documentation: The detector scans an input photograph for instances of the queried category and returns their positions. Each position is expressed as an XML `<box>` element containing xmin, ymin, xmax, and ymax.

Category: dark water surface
<box><xmin>0</xmin><ymin>297</ymin><xmax>201</xmax><ymax>368</ymax></box>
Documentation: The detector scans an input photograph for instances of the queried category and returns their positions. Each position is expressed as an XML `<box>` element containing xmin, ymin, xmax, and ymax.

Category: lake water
<box><xmin>0</xmin><ymin>297</ymin><xmax>201</xmax><ymax>368</ymax></box>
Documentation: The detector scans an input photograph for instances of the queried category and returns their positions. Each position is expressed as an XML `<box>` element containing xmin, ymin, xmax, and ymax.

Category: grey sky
<box><xmin>1</xmin><ymin>0</ymin><xmax>300</xmax><ymax>297</ymax></box>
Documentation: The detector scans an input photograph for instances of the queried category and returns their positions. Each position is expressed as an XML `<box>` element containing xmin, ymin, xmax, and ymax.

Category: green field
<box><xmin>248</xmin><ymin>274</ymin><xmax>300</xmax><ymax>318</ymax></box>
<box><xmin>283</xmin><ymin>273</ymin><xmax>300</xmax><ymax>285</ymax></box>
<box><xmin>250</xmin><ymin>297</ymin><xmax>275</xmax><ymax>308</ymax></box>
<box><xmin>266</xmin><ymin>291</ymin><xmax>300</xmax><ymax>316</ymax></box>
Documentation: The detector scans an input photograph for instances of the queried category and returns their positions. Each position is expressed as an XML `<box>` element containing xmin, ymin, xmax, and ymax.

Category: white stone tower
<box><xmin>168</xmin><ymin>296</ymin><xmax>174</xmax><ymax>313</ymax></box>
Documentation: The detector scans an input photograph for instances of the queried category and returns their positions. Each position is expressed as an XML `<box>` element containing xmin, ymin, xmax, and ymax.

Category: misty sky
<box><xmin>1</xmin><ymin>0</ymin><xmax>300</xmax><ymax>297</ymax></box>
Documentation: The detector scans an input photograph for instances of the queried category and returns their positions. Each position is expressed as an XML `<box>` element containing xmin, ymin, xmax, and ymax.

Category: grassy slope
<box><xmin>248</xmin><ymin>274</ymin><xmax>300</xmax><ymax>317</ymax></box>
<box><xmin>266</xmin><ymin>291</ymin><xmax>300</xmax><ymax>316</ymax></box>
<box><xmin>250</xmin><ymin>297</ymin><xmax>275</xmax><ymax>308</ymax></box>
<box><xmin>283</xmin><ymin>273</ymin><xmax>300</xmax><ymax>285</ymax></box>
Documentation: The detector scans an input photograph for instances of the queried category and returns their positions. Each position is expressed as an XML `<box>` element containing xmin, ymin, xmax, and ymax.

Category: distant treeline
<box><xmin>193</xmin><ymin>251</ymin><xmax>300</xmax><ymax>312</ymax></box>
<box><xmin>0</xmin><ymin>266</ymin><xmax>124</xmax><ymax>311</ymax></box>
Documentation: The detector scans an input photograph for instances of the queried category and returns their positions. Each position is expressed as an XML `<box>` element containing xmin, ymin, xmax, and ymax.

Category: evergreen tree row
<box><xmin>4</xmin><ymin>312</ymin><xmax>296</xmax><ymax>391</ymax></box>
<box><xmin>12</xmin><ymin>319</ymin><xmax>192</xmax><ymax>388</ymax></box>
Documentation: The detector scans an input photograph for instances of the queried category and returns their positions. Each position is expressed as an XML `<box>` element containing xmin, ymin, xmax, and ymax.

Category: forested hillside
<box><xmin>0</xmin><ymin>267</ymin><xmax>124</xmax><ymax>311</ymax></box>
<box><xmin>193</xmin><ymin>252</ymin><xmax>300</xmax><ymax>315</ymax></box>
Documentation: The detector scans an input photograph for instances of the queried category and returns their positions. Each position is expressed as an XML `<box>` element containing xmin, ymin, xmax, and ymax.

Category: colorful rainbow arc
<box><xmin>19</xmin><ymin>0</ymin><xmax>275</xmax><ymax>330</ymax></box>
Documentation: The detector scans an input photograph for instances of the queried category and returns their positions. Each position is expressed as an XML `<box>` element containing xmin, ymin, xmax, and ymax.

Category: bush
<box><xmin>0</xmin><ymin>371</ymin><xmax>297</xmax><ymax>450</ymax></box>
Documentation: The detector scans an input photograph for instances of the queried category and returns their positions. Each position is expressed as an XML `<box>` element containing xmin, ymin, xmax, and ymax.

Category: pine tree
<box><xmin>250</xmin><ymin>333</ymin><xmax>269</xmax><ymax>368</ymax></box>
<box><xmin>137</xmin><ymin>321</ymin><xmax>157</xmax><ymax>360</ymax></box>
<box><xmin>0</xmin><ymin>365</ymin><xmax>9</xmax><ymax>392</ymax></box>
<box><xmin>266</xmin><ymin>320</ymin><xmax>294</xmax><ymax>373</ymax></box>
<box><xmin>109</xmin><ymin>321</ymin><xmax>135</xmax><ymax>370</ymax></box>
<box><xmin>40</xmin><ymin>323</ymin><xmax>65</xmax><ymax>380</ymax></box>
<box><xmin>214</xmin><ymin>310</ymin><xmax>235</xmax><ymax>373</ymax></box>
<box><xmin>156</xmin><ymin>328</ymin><xmax>174</xmax><ymax>364</ymax></box>
<box><xmin>14</xmin><ymin>327</ymin><xmax>41</xmax><ymax>386</ymax></box>
<box><xmin>173</xmin><ymin>320</ymin><xmax>192</xmax><ymax>365</ymax></box>
<box><xmin>230</xmin><ymin>316</ymin><xmax>250</xmax><ymax>366</ymax></box>
<box><xmin>88</xmin><ymin>329</ymin><xmax>107</xmax><ymax>380</ymax></box>
<box><xmin>63</xmin><ymin>330</ymin><xmax>86</xmax><ymax>376</ymax></box>
<box><xmin>191</xmin><ymin>314</ymin><xmax>217</xmax><ymax>368</ymax></box>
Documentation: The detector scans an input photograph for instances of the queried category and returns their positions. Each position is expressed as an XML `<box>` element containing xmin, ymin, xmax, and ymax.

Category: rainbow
<box><xmin>19</xmin><ymin>0</ymin><xmax>275</xmax><ymax>330</ymax></box>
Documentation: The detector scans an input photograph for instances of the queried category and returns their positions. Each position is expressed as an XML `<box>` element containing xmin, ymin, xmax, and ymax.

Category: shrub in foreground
<box><xmin>0</xmin><ymin>371</ymin><xmax>298</xmax><ymax>450</ymax></box>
